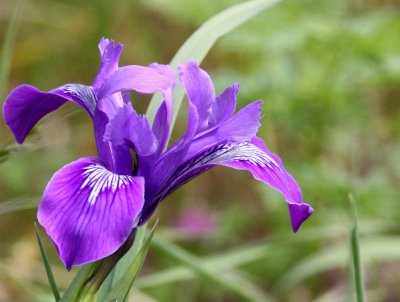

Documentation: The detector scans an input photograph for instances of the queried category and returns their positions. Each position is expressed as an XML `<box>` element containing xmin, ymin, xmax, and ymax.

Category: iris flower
<box><xmin>3</xmin><ymin>38</ymin><xmax>313</xmax><ymax>270</ymax></box>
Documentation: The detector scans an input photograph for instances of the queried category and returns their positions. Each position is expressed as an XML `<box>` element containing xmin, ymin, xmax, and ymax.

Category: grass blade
<box><xmin>151</xmin><ymin>237</ymin><xmax>271</xmax><ymax>302</ymax></box>
<box><xmin>146</xmin><ymin>0</ymin><xmax>281</xmax><ymax>126</ymax></box>
<box><xmin>0</xmin><ymin>197</ymin><xmax>39</xmax><ymax>215</ymax></box>
<box><xmin>34</xmin><ymin>222</ymin><xmax>61</xmax><ymax>301</ymax></box>
<box><xmin>0</xmin><ymin>0</ymin><xmax>21</xmax><ymax>100</ymax></box>
<box><xmin>349</xmin><ymin>194</ymin><xmax>366</xmax><ymax>302</ymax></box>
<box><xmin>138</xmin><ymin>238</ymin><xmax>270</xmax><ymax>289</ymax></box>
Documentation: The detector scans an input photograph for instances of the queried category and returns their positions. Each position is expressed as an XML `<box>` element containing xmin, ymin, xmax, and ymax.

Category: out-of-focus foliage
<box><xmin>0</xmin><ymin>0</ymin><xmax>400</xmax><ymax>301</ymax></box>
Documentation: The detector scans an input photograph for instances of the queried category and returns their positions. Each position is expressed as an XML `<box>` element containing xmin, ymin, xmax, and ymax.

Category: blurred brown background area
<box><xmin>1</xmin><ymin>0</ymin><xmax>400</xmax><ymax>301</ymax></box>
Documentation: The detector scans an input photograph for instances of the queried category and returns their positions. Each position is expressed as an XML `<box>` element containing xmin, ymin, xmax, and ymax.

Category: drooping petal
<box><xmin>96</xmin><ymin>64</ymin><xmax>175</xmax><ymax>100</ymax></box>
<box><xmin>208</xmin><ymin>83</ymin><xmax>239</xmax><ymax>127</ymax></box>
<box><xmin>217</xmin><ymin>139</ymin><xmax>313</xmax><ymax>232</ymax></box>
<box><xmin>179</xmin><ymin>61</ymin><xmax>215</xmax><ymax>132</ymax></box>
<box><xmin>93</xmin><ymin>38</ymin><xmax>123</xmax><ymax>92</ymax></box>
<box><xmin>142</xmin><ymin>139</ymin><xmax>312</xmax><ymax>232</ymax></box>
<box><xmin>37</xmin><ymin>157</ymin><xmax>144</xmax><ymax>269</ymax></box>
<box><xmin>3</xmin><ymin>84</ymin><xmax>97</xmax><ymax>143</ymax></box>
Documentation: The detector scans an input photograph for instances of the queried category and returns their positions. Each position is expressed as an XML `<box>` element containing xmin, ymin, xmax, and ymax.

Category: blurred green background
<box><xmin>1</xmin><ymin>0</ymin><xmax>400</xmax><ymax>301</ymax></box>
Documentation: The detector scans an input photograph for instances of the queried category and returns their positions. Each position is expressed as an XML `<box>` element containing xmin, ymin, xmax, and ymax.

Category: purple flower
<box><xmin>3</xmin><ymin>38</ymin><xmax>175</xmax><ymax>269</ymax></box>
<box><xmin>3</xmin><ymin>39</ymin><xmax>313</xmax><ymax>270</ymax></box>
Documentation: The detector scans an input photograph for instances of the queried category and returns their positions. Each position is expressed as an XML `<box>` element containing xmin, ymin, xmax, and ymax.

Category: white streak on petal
<box><xmin>80</xmin><ymin>163</ymin><xmax>128</xmax><ymax>205</ymax></box>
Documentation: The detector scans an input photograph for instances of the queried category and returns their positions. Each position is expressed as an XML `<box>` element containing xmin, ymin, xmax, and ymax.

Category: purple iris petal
<box><xmin>191</xmin><ymin>100</ymin><xmax>263</xmax><ymax>152</ymax></box>
<box><xmin>94</xmin><ymin>108</ymin><xmax>133</xmax><ymax>175</ymax></box>
<box><xmin>150</xmin><ymin>63</ymin><xmax>176</xmax><ymax>155</ymax></box>
<box><xmin>217</xmin><ymin>138</ymin><xmax>313</xmax><ymax>232</ymax></box>
<box><xmin>152</xmin><ymin>87</ymin><xmax>173</xmax><ymax>156</ymax></box>
<box><xmin>96</xmin><ymin>64</ymin><xmax>176</xmax><ymax>100</ymax></box>
<box><xmin>209</xmin><ymin>83</ymin><xmax>238</xmax><ymax>127</ymax></box>
<box><xmin>104</xmin><ymin>102</ymin><xmax>157</xmax><ymax>159</ymax></box>
<box><xmin>179</xmin><ymin>61</ymin><xmax>215</xmax><ymax>132</ymax></box>
<box><xmin>146</xmin><ymin>139</ymin><xmax>312</xmax><ymax>232</ymax></box>
<box><xmin>141</xmin><ymin>63</ymin><xmax>214</xmax><ymax>192</ymax></box>
<box><xmin>38</xmin><ymin>157</ymin><xmax>145</xmax><ymax>269</ymax></box>
<box><xmin>93</xmin><ymin>38</ymin><xmax>123</xmax><ymax>92</ymax></box>
<box><xmin>3</xmin><ymin>84</ymin><xmax>97</xmax><ymax>143</ymax></box>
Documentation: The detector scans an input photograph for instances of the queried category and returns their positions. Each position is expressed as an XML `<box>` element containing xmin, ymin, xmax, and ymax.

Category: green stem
<box><xmin>77</xmin><ymin>229</ymin><xmax>137</xmax><ymax>299</ymax></box>
<box><xmin>349</xmin><ymin>193</ymin><xmax>366</xmax><ymax>302</ymax></box>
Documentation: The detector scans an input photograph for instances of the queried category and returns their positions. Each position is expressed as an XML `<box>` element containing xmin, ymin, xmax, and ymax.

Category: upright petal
<box><xmin>150</xmin><ymin>63</ymin><xmax>176</xmax><ymax>155</ymax></box>
<box><xmin>38</xmin><ymin>157</ymin><xmax>144</xmax><ymax>269</ymax></box>
<box><xmin>179</xmin><ymin>61</ymin><xmax>215</xmax><ymax>132</ymax></box>
<box><xmin>96</xmin><ymin>93</ymin><xmax>124</xmax><ymax>120</ymax></box>
<box><xmin>145</xmin><ymin>62</ymin><xmax>216</xmax><ymax>181</ymax></box>
<box><xmin>208</xmin><ymin>83</ymin><xmax>239</xmax><ymax>127</ymax></box>
<box><xmin>93</xmin><ymin>38</ymin><xmax>123</xmax><ymax>92</ymax></box>
<box><xmin>96</xmin><ymin>64</ymin><xmax>175</xmax><ymax>100</ymax></box>
<box><xmin>3</xmin><ymin>84</ymin><xmax>97</xmax><ymax>143</ymax></box>
<box><xmin>190</xmin><ymin>100</ymin><xmax>263</xmax><ymax>154</ymax></box>
<box><xmin>143</xmin><ymin>139</ymin><xmax>312</xmax><ymax>232</ymax></box>
<box><xmin>104</xmin><ymin>102</ymin><xmax>157</xmax><ymax>158</ymax></box>
<box><xmin>151</xmin><ymin>87</ymin><xmax>173</xmax><ymax>155</ymax></box>
<box><xmin>94</xmin><ymin>108</ymin><xmax>133</xmax><ymax>176</ymax></box>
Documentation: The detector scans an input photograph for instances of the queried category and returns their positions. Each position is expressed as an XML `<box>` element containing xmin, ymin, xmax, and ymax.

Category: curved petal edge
<box><xmin>37</xmin><ymin>157</ymin><xmax>144</xmax><ymax>269</ymax></box>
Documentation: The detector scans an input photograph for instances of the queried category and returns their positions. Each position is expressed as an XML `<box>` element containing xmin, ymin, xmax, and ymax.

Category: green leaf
<box><xmin>146</xmin><ymin>0</ymin><xmax>282</xmax><ymax>126</ymax></box>
<box><xmin>97</xmin><ymin>226</ymin><xmax>148</xmax><ymax>301</ymax></box>
<box><xmin>59</xmin><ymin>263</ymin><xmax>100</xmax><ymax>302</ymax></box>
<box><xmin>103</xmin><ymin>222</ymin><xmax>158</xmax><ymax>302</ymax></box>
<box><xmin>0</xmin><ymin>0</ymin><xmax>21</xmax><ymax>100</ymax></box>
<box><xmin>151</xmin><ymin>237</ymin><xmax>271</xmax><ymax>302</ymax></box>
<box><xmin>110</xmin><ymin>226</ymin><xmax>148</xmax><ymax>287</ymax></box>
<box><xmin>34</xmin><ymin>222</ymin><xmax>61</xmax><ymax>301</ymax></box>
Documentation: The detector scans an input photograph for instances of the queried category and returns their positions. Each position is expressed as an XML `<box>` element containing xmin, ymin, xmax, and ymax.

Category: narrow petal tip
<box><xmin>288</xmin><ymin>202</ymin><xmax>314</xmax><ymax>233</ymax></box>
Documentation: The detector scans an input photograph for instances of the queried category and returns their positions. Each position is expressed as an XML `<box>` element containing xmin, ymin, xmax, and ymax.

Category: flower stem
<box><xmin>77</xmin><ymin>229</ymin><xmax>137</xmax><ymax>300</ymax></box>
<box><xmin>349</xmin><ymin>193</ymin><xmax>366</xmax><ymax>302</ymax></box>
